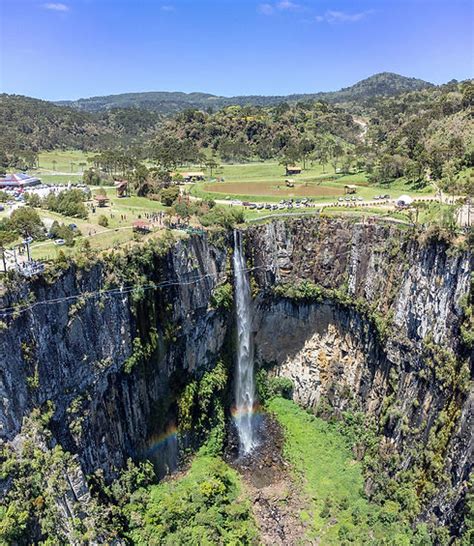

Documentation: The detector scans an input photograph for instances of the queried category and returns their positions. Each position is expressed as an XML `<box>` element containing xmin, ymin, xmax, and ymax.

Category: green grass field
<box><xmin>190</xmin><ymin>161</ymin><xmax>435</xmax><ymax>203</ymax></box>
<box><xmin>269</xmin><ymin>397</ymin><xmax>417</xmax><ymax>544</ymax></box>
<box><xmin>37</xmin><ymin>150</ymin><xmax>91</xmax><ymax>173</ymax></box>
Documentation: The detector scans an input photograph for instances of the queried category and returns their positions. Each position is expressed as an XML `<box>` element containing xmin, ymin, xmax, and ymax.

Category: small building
<box><xmin>286</xmin><ymin>166</ymin><xmax>302</xmax><ymax>176</ymax></box>
<box><xmin>94</xmin><ymin>195</ymin><xmax>109</xmax><ymax>207</ymax></box>
<box><xmin>344</xmin><ymin>184</ymin><xmax>358</xmax><ymax>194</ymax></box>
<box><xmin>181</xmin><ymin>171</ymin><xmax>205</xmax><ymax>182</ymax></box>
<box><xmin>0</xmin><ymin>173</ymin><xmax>41</xmax><ymax>189</ymax></box>
<box><xmin>114</xmin><ymin>180</ymin><xmax>129</xmax><ymax>198</ymax></box>
<box><xmin>132</xmin><ymin>220</ymin><xmax>151</xmax><ymax>234</ymax></box>
<box><xmin>285</xmin><ymin>179</ymin><xmax>295</xmax><ymax>188</ymax></box>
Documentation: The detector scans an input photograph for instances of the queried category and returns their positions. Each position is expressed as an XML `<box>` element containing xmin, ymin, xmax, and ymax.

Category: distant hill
<box><xmin>56</xmin><ymin>72</ymin><xmax>434</xmax><ymax>114</ymax></box>
<box><xmin>0</xmin><ymin>94</ymin><xmax>162</xmax><ymax>155</ymax></box>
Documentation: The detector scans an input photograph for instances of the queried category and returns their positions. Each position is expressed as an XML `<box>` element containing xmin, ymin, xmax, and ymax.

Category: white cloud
<box><xmin>258</xmin><ymin>1</ymin><xmax>301</xmax><ymax>15</ymax></box>
<box><xmin>316</xmin><ymin>10</ymin><xmax>373</xmax><ymax>24</ymax></box>
<box><xmin>258</xmin><ymin>3</ymin><xmax>275</xmax><ymax>15</ymax></box>
<box><xmin>42</xmin><ymin>3</ymin><xmax>69</xmax><ymax>11</ymax></box>
<box><xmin>277</xmin><ymin>1</ymin><xmax>300</xmax><ymax>10</ymax></box>
<box><xmin>161</xmin><ymin>5</ymin><xmax>175</xmax><ymax>12</ymax></box>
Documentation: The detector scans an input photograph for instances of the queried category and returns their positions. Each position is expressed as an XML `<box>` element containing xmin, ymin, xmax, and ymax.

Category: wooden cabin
<box><xmin>344</xmin><ymin>184</ymin><xmax>357</xmax><ymax>194</ymax></box>
<box><xmin>94</xmin><ymin>195</ymin><xmax>109</xmax><ymax>207</ymax></box>
<box><xmin>132</xmin><ymin>220</ymin><xmax>151</xmax><ymax>234</ymax></box>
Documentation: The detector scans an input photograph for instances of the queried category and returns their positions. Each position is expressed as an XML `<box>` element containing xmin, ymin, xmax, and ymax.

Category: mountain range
<box><xmin>55</xmin><ymin>72</ymin><xmax>434</xmax><ymax>114</ymax></box>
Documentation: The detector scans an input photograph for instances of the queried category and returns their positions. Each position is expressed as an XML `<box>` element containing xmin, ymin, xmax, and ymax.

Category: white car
<box><xmin>231</xmin><ymin>200</ymin><xmax>242</xmax><ymax>206</ymax></box>
<box><xmin>54</xmin><ymin>239</ymin><xmax>65</xmax><ymax>246</ymax></box>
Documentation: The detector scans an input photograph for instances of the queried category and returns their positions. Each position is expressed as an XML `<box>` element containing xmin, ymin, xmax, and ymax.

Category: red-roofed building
<box><xmin>0</xmin><ymin>173</ymin><xmax>41</xmax><ymax>189</ymax></box>
<box><xmin>132</xmin><ymin>220</ymin><xmax>151</xmax><ymax>233</ymax></box>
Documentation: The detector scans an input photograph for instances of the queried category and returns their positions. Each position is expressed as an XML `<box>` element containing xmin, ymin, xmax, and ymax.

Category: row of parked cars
<box><xmin>241</xmin><ymin>198</ymin><xmax>316</xmax><ymax>211</ymax></box>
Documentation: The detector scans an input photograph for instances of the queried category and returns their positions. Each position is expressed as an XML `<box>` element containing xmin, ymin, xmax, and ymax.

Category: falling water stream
<box><xmin>233</xmin><ymin>230</ymin><xmax>256</xmax><ymax>455</ymax></box>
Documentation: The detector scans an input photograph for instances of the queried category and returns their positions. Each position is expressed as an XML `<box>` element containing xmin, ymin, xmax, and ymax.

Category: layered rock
<box><xmin>0</xmin><ymin>218</ymin><xmax>472</xmax><ymax>535</ymax></box>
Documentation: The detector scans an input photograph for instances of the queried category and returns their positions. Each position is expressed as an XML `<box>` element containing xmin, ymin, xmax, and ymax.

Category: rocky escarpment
<box><xmin>246</xmin><ymin>219</ymin><xmax>472</xmax><ymax>529</ymax></box>
<box><xmin>0</xmin><ymin>234</ymin><xmax>230</xmax><ymax>477</ymax></box>
<box><xmin>0</xmin><ymin>218</ymin><xmax>472</xmax><ymax>540</ymax></box>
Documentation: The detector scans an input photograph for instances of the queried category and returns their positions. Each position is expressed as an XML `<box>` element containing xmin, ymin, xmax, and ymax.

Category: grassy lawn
<box><xmin>19</xmin><ymin>188</ymin><xmax>168</xmax><ymax>260</ymax></box>
<box><xmin>190</xmin><ymin>161</ymin><xmax>435</xmax><ymax>203</ymax></box>
<box><xmin>37</xmin><ymin>150</ymin><xmax>91</xmax><ymax>173</ymax></box>
<box><xmin>268</xmin><ymin>397</ymin><xmax>416</xmax><ymax>544</ymax></box>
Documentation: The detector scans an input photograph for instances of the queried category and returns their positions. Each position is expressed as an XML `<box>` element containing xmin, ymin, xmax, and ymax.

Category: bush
<box><xmin>127</xmin><ymin>454</ymin><xmax>258</xmax><ymax>545</ymax></box>
<box><xmin>42</xmin><ymin>189</ymin><xmax>88</xmax><ymax>219</ymax></box>
<box><xmin>198</xmin><ymin>206</ymin><xmax>244</xmax><ymax>229</ymax></box>
<box><xmin>268</xmin><ymin>376</ymin><xmax>294</xmax><ymax>399</ymax></box>
<box><xmin>274</xmin><ymin>280</ymin><xmax>324</xmax><ymax>302</ymax></box>
<box><xmin>48</xmin><ymin>221</ymin><xmax>77</xmax><ymax>246</ymax></box>
<box><xmin>160</xmin><ymin>186</ymin><xmax>180</xmax><ymax>206</ymax></box>
<box><xmin>210</xmin><ymin>283</ymin><xmax>233</xmax><ymax>311</ymax></box>
<box><xmin>97</xmin><ymin>215</ymin><xmax>109</xmax><ymax>227</ymax></box>
<box><xmin>8</xmin><ymin>207</ymin><xmax>45</xmax><ymax>239</ymax></box>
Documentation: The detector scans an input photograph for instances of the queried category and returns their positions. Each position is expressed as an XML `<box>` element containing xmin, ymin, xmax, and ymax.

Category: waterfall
<box><xmin>233</xmin><ymin>230</ymin><xmax>256</xmax><ymax>455</ymax></box>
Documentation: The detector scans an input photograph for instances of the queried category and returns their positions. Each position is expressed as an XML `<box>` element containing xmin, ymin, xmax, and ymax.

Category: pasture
<box><xmin>191</xmin><ymin>161</ymin><xmax>435</xmax><ymax>203</ymax></box>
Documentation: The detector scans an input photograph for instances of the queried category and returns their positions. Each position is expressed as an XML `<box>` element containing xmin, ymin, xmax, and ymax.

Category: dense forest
<box><xmin>0</xmin><ymin>95</ymin><xmax>162</xmax><ymax>166</ymax></box>
<box><xmin>1</xmin><ymin>75</ymin><xmax>473</xmax><ymax>194</ymax></box>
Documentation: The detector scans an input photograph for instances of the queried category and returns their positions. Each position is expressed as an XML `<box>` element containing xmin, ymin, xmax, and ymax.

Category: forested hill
<box><xmin>57</xmin><ymin>72</ymin><xmax>433</xmax><ymax>114</ymax></box>
<box><xmin>0</xmin><ymin>94</ymin><xmax>162</xmax><ymax>158</ymax></box>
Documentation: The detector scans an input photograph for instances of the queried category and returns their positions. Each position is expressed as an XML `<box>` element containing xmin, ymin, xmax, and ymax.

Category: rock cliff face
<box><xmin>0</xmin><ymin>218</ymin><xmax>472</xmax><ymax>534</ymax></box>
<box><xmin>0</xmin><ymin>234</ymin><xmax>229</xmax><ymax>477</ymax></box>
<box><xmin>247</xmin><ymin>219</ymin><xmax>472</xmax><ymax>528</ymax></box>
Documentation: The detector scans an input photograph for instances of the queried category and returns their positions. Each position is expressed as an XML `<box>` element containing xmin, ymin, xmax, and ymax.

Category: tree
<box><xmin>298</xmin><ymin>138</ymin><xmax>315</xmax><ymax>170</ymax></box>
<box><xmin>160</xmin><ymin>186</ymin><xmax>180</xmax><ymax>207</ymax></box>
<box><xmin>205</xmin><ymin>157</ymin><xmax>219</xmax><ymax>178</ymax></box>
<box><xmin>9</xmin><ymin>207</ymin><xmax>44</xmax><ymax>239</ymax></box>
<box><xmin>0</xmin><ymin>230</ymin><xmax>17</xmax><ymax>272</ymax></box>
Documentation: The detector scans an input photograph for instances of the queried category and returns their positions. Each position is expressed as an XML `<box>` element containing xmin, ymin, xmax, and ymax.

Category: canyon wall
<box><xmin>0</xmin><ymin>218</ymin><xmax>472</xmax><ymax>534</ymax></box>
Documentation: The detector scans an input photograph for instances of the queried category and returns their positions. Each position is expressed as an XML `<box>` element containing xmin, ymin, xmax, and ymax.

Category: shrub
<box><xmin>198</xmin><ymin>206</ymin><xmax>244</xmax><ymax>228</ymax></box>
<box><xmin>267</xmin><ymin>376</ymin><xmax>294</xmax><ymax>399</ymax></box>
<box><xmin>210</xmin><ymin>283</ymin><xmax>233</xmax><ymax>311</ymax></box>
<box><xmin>274</xmin><ymin>280</ymin><xmax>324</xmax><ymax>302</ymax></box>
<box><xmin>160</xmin><ymin>186</ymin><xmax>180</xmax><ymax>206</ymax></box>
<box><xmin>97</xmin><ymin>215</ymin><xmax>109</xmax><ymax>227</ymax></box>
<box><xmin>8</xmin><ymin>207</ymin><xmax>45</xmax><ymax>239</ymax></box>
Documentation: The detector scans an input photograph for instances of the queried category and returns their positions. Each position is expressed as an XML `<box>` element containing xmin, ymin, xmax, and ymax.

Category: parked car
<box><xmin>54</xmin><ymin>239</ymin><xmax>65</xmax><ymax>246</ymax></box>
<box><xmin>249</xmin><ymin>203</ymin><xmax>257</xmax><ymax>209</ymax></box>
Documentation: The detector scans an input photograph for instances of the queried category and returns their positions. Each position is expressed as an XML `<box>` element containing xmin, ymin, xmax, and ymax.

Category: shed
<box><xmin>94</xmin><ymin>195</ymin><xmax>109</xmax><ymax>207</ymax></box>
<box><xmin>114</xmin><ymin>180</ymin><xmax>129</xmax><ymax>197</ymax></box>
<box><xmin>132</xmin><ymin>220</ymin><xmax>151</xmax><ymax>233</ymax></box>
<box><xmin>344</xmin><ymin>184</ymin><xmax>358</xmax><ymax>194</ymax></box>
<box><xmin>286</xmin><ymin>166</ymin><xmax>302</xmax><ymax>175</ymax></box>
<box><xmin>181</xmin><ymin>171</ymin><xmax>205</xmax><ymax>182</ymax></box>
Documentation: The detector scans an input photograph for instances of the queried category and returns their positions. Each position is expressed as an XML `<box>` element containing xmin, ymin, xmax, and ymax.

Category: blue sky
<box><xmin>0</xmin><ymin>0</ymin><xmax>472</xmax><ymax>100</ymax></box>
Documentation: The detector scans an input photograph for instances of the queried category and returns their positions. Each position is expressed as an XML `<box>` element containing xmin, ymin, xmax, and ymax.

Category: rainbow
<box><xmin>144</xmin><ymin>425</ymin><xmax>178</xmax><ymax>457</ymax></box>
